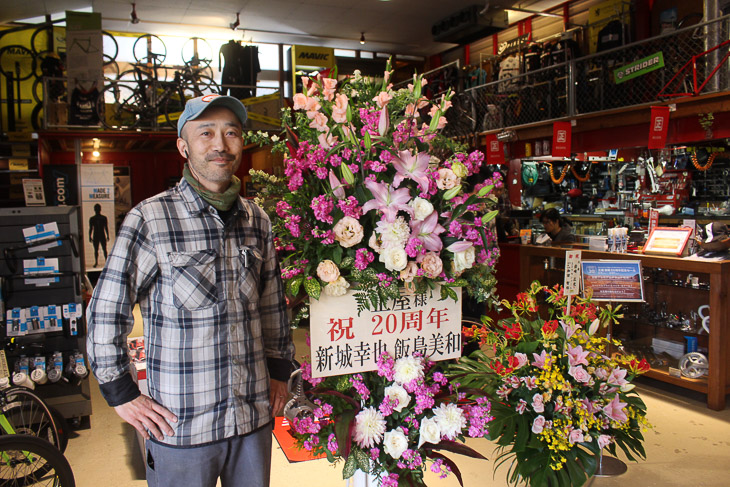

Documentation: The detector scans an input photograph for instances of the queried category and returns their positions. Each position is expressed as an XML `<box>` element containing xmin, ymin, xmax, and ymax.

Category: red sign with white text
<box><xmin>552</xmin><ymin>121</ymin><xmax>572</xmax><ymax>158</ymax></box>
<box><xmin>648</xmin><ymin>106</ymin><xmax>670</xmax><ymax>149</ymax></box>
<box><xmin>485</xmin><ymin>133</ymin><xmax>505</xmax><ymax>164</ymax></box>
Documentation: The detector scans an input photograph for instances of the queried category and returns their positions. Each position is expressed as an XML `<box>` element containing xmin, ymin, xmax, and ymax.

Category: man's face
<box><xmin>177</xmin><ymin>106</ymin><xmax>243</xmax><ymax>192</ymax></box>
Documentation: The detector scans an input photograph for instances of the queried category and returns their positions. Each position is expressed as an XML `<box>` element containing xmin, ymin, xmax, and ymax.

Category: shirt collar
<box><xmin>177</xmin><ymin>177</ymin><xmax>248</xmax><ymax>220</ymax></box>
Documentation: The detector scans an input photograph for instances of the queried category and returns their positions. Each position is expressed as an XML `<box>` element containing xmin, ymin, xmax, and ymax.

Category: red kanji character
<box><xmin>401</xmin><ymin>310</ymin><xmax>423</xmax><ymax>332</ymax></box>
<box><xmin>427</xmin><ymin>307</ymin><xmax>449</xmax><ymax>329</ymax></box>
<box><xmin>328</xmin><ymin>317</ymin><xmax>355</xmax><ymax>341</ymax></box>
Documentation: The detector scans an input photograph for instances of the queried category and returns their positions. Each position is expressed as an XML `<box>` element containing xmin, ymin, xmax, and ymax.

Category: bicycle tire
<box><xmin>0</xmin><ymin>387</ymin><xmax>63</xmax><ymax>452</ymax></box>
<box><xmin>102</xmin><ymin>30</ymin><xmax>118</xmax><ymax>64</ymax></box>
<box><xmin>30</xmin><ymin>103</ymin><xmax>45</xmax><ymax>131</ymax></box>
<box><xmin>182</xmin><ymin>37</ymin><xmax>213</xmax><ymax>68</ymax></box>
<box><xmin>30</xmin><ymin>26</ymin><xmax>66</xmax><ymax>57</ymax></box>
<box><xmin>97</xmin><ymin>82</ymin><xmax>144</xmax><ymax>130</ymax></box>
<box><xmin>162</xmin><ymin>85</ymin><xmax>201</xmax><ymax>130</ymax></box>
<box><xmin>0</xmin><ymin>45</ymin><xmax>37</xmax><ymax>81</ymax></box>
<box><xmin>0</xmin><ymin>434</ymin><xmax>76</xmax><ymax>487</ymax></box>
<box><xmin>133</xmin><ymin>34</ymin><xmax>167</xmax><ymax>66</ymax></box>
<box><xmin>103</xmin><ymin>56</ymin><xmax>120</xmax><ymax>80</ymax></box>
<box><xmin>184</xmin><ymin>75</ymin><xmax>220</xmax><ymax>96</ymax></box>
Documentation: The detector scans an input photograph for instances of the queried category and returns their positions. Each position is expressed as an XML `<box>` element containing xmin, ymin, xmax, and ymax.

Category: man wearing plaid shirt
<box><xmin>87</xmin><ymin>95</ymin><xmax>295</xmax><ymax>487</ymax></box>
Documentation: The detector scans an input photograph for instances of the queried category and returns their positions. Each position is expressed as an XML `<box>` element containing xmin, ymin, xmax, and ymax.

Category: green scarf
<box><xmin>183</xmin><ymin>164</ymin><xmax>241</xmax><ymax>211</ymax></box>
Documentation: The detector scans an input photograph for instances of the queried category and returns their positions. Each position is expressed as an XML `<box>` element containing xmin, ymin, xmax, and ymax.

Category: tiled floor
<box><xmin>64</xmin><ymin>328</ymin><xmax>730</xmax><ymax>487</ymax></box>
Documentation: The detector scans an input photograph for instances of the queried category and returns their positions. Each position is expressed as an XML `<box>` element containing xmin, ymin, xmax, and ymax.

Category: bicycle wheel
<box><xmin>162</xmin><ymin>86</ymin><xmax>200</xmax><ymax>129</ymax></box>
<box><xmin>102</xmin><ymin>30</ymin><xmax>118</xmax><ymax>64</ymax></box>
<box><xmin>0</xmin><ymin>45</ymin><xmax>36</xmax><ymax>81</ymax></box>
<box><xmin>0</xmin><ymin>387</ymin><xmax>63</xmax><ymax>453</ymax></box>
<box><xmin>182</xmin><ymin>37</ymin><xmax>213</xmax><ymax>68</ymax></box>
<box><xmin>186</xmin><ymin>75</ymin><xmax>220</xmax><ymax>96</ymax></box>
<box><xmin>30</xmin><ymin>103</ymin><xmax>45</xmax><ymax>131</ymax></box>
<box><xmin>133</xmin><ymin>34</ymin><xmax>166</xmax><ymax>65</ymax></box>
<box><xmin>0</xmin><ymin>434</ymin><xmax>75</xmax><ymax>487</ymax></box>
<box><xmin>30</xmin><ymin>26</ymin><xmax>67</xmax><ymax>57</ymax></box>
<box><xmin>97</xmin><ymin>82</ymin><xmax>144</xmax><ymax>130</ymax></box>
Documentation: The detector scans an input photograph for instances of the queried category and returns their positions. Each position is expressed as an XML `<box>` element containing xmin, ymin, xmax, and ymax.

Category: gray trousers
<box><xmin>145</xmin><ymin>424</ymin><xmax>272</xmax><ymax>487</ymax></box>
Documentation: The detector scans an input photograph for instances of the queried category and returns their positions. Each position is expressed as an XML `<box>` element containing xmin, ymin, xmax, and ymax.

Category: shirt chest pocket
<box><xmin>238</xmin><ymin>245</ymin><xmax>263</xmax><ymax>303</ymax></box>
<box><xmin>168</xmin><ymin>249</ymin><xmax>218</xmax><ymax>310</ymax></box>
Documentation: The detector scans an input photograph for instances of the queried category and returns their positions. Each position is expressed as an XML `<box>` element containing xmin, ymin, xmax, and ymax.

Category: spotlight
<box><xmin>230</xmin><ymin>12</ymin><xmax>240</xmax><ymax>31</ymax></box>
<box><xmin>360</xmin><ymin>32</ymin><xmax>365</xmax><ymax>45</ymax></box>
<box><xmin>92</xmin><ymin>150</ymin><xmax>100</xmax><ymax>158</ymax></box>
<box><xmin>130</xmin><ymin>3</ymin><xmax>140</xmax><ymax>24</ymax></box>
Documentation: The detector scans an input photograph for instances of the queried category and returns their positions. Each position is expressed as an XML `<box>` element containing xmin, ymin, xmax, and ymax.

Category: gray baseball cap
<box><xmin>177</xmin><ymin>94</ymin><xmax>248</xmax><ymax>136</ymax></box>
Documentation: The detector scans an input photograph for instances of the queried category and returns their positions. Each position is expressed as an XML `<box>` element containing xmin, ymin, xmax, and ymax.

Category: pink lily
<box><xmin>446</xmin><ymin>240</ymin><xmax>473</xmax><ymax>253</ymax></box>
<box><xmin>329</xmin><ymin>170</ymin><xmax>345</xmax><ymax>200</ymax></box>
<box><xmin>362</xmin><ymin>179</ymin><xmax>412</xmax><ymax>223</ymax></box>
<box><xmin>566</xmin><ymin>344</ymin><xmax>590</xmax><ymax>367</ymax></box>
<box><xmin>378</xmin><ymin>106</ymin><xmax>389</xmax><ymax>137</ymax></box>
<box><xmin>392</xmin><ymin>150</ymin><xmax>431</xmax><ymax>193</ymax></box>
<box><xmin>409</xmin><ymin>212</ymin><xmax>445</xmax><ymax>251</ymax></box>
<box><xmin>603</xmin><ymin>394</ymin><xmax>628</xmax><ymax>422</ymax></box>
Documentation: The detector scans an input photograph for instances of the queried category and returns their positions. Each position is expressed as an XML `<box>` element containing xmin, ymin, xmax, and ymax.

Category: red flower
<box><xmin>504</xmin><ymin>322</ymin><xmax>523</xmax><ymax>341</ymax></box>
<box><xmin>542</xmin><ymin>320</ymin><xmax>559</xmax><ymax>338</ymax></box>
<box><xmin>490</xmin><ymin>360</ymin><xmax>508</xmax><ymax>376</ymax></box>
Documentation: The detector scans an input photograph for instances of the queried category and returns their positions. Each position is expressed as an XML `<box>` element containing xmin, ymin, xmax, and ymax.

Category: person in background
<box><xmin>540</xmin><ymin>208</ymin><xmax>576</xmax><ymax>244</ymax></box>
<box><xmin>87</xmin><ymin>94</ymin><xmax>295</xmax><ymax>487</ymax></box>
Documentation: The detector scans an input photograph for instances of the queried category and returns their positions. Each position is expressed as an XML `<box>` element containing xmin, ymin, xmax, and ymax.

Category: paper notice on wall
<box><xmin>80</xmin><ymin>164</ymin><xmax>115</xmax><ymax>270</ymax></box>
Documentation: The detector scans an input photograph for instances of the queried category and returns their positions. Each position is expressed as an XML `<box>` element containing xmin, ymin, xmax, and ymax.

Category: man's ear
<box><xmin>176</xmin><ymin>138</ymin><xmax>189</xmax><ymax>159</ymax></box>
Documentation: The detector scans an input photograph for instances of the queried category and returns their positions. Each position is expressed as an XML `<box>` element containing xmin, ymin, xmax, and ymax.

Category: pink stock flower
<box><xmin>392</xmin><ymin>150</ymin><xmax>431</xmax><ymax>193</ymax></box>
<box><xmin>362</xmin><ymin>179</ymin><xmax>413</xmax><ymax>223</ymax></box>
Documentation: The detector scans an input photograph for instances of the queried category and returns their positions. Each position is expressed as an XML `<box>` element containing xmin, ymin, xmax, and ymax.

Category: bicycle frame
<box><xmin>658</xmin><ymin>38</ymin><xmax>730</xmax><ymax>98</ymax></box>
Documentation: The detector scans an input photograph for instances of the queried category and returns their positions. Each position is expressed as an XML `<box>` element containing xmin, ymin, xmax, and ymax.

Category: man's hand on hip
<box><xmin>114</xmin><ymin>395</ymin><xmax>178</xmax><ymax>441</ymax></box>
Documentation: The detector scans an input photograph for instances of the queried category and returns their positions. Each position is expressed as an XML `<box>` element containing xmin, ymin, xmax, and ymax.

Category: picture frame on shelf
<box><xmin>643</xmin><ymin>226</ymin><xmax>693</xmax><ymax>256</ymax></box>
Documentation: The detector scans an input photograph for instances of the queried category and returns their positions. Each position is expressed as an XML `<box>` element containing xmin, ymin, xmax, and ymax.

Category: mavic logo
<box><xmin>298</xmin><ymin>52</ymin><xmax>329</xmax><ymax>61</ymax></box>
<box><xmin>654</xmin><ymin>117</ymin><xmax>664</xmax><ymax>131</ymax></box>
<box><xmin>557</xmin><ymin>130</ymin><xmax>567</xmax><ymax>143</ymax></box>
<box><xmin>490</xmin><ymin>141</ymin><xmax>499</xmax><ymax>152</ymax></box>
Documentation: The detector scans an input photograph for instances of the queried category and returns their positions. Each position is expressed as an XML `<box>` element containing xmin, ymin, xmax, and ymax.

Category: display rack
<box><xmin>0</xmin><ymin>206</ymin><xmax>92</xmax><ymax>424</ymax></box>
<box><xmin>519</xmin><ymin>244</ymin><xmax>730</xmax><ymax>410</ymax></box>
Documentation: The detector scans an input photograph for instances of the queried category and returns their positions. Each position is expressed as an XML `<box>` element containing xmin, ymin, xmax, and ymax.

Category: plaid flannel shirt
<box><xmin>87</xmin><ymin>177</ymin><xmax>294</xmax><ymax>446</ymax></box>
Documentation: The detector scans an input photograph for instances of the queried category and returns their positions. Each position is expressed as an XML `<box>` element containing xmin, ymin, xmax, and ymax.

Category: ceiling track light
<box><xmin>130</xmin><ymin>3</ymin><xmax>140</xmax><ymax>24</ymax></box>
<box><xmin>360</xmin><ymin>32</ymin><xmax>365</xmax><ymax>45</ymax></box>
<box><xmin>230</xmin><ymin>12</ymin><xmax>240</xmax><ymax>31</ymax></box>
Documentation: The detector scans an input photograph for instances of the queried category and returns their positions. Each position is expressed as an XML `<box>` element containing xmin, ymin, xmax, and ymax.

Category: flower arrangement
<box><xmin>245</xmin><ymin>62</ymin><xmax>501</xmax><ymax>321</ymax></box>
<box><xmin>451</xmin><ymin>282</ymin><xmax>651</xmax><ymax>487</ymax></box>
<box><xmin>291</xmin><ymin>351</ymin><xmax>494</xmax><ymax>486</ymax></box>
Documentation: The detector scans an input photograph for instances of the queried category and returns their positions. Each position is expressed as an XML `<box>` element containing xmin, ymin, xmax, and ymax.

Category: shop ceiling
<box><xmin>5</xmin><ymin>0</ymin><xmax>566</xmax><ymax>56</ymax></box>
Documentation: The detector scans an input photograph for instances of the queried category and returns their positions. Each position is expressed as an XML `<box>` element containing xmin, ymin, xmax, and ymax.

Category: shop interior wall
<box><xmin>38</xmin><ymin>147</ymin><xmax>253</xmax><ymax>207</ymax></box>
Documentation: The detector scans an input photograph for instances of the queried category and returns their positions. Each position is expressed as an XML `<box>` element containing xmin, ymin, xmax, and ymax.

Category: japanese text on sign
<box><xmin>309</xmin><ymin>286</ymin><xmax>462</xmax><ymax>378</ymax></box>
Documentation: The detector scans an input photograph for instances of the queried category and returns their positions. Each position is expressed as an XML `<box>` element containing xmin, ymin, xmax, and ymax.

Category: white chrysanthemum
<box><xmin>393</xmin><ymin>356</ymin><xmax>424</xmax><ymax>385</ymax></box>
<box><xmin>384</xmin><ymin>384</ymin><xmax>411</xmax><ymax>412</ymax></box>
<box><xmin>379</xmin><ymin>246</ymin><xmax>408</xmax><ymax>272</ymax></box>
<box><xmin>433</xmin><ymin>403</ymin><xmax>466</xmax><ymax>440</ymax></box>
<box><xmin>383</xmin><ymin>428</ymin><xmax>409</xmax><ymax>459</ymax></box>
<box><xmin>353</xmin><ymin>407</ymin><xmax>386</xmax><ymax>448</ymax></box>
<box><xmin>324</xmin><ymin>276</ymin><xmax>350</xmax><ymax>297</ymax></box>
<box><xmin>418</xmin><ymin>416</ymin><xmax>441</xmax><ymax>448</ymax></box>
<box><xmin>376</xmin><ymin>216</ymin><xmax>410</xmax><ymax>249</ymax></box>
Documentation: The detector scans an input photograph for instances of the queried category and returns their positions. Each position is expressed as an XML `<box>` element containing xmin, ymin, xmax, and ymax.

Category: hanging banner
<box><xmin>309</xmin><ymin>286</ymin><xmax>462</xmax><ymax>378</ymax></box>
<box><xmin>551</xmin><ymin>121</ymin><xmax>572</xmax><ymax>158</ymax></box>
<box><xmin>485</xmin><ymin>133</ymin><xmax>504</xmax><ymax>164</ymax></box>
<box><xmin>66</xmin><ymin>11</ymin><xmax>103</xmax><ymax>126</ymax></box>
<box><xmin>648</xmin><ymin>106</ymin><xmax>670</xmax><ymax>149</ymax></box>
<box><xmin>42</xmin><ymin>164</ymin><xmax>78</xmax><ymax>206</ymax></box>
<box><xmin>80</xmin><ymin>165</ymin><xmax>115</xmax><ymax>270</ymax></box>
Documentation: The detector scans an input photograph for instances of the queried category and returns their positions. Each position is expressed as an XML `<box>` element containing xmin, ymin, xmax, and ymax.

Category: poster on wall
<box><xmin>42</xmin><ymin>165</ymin><xmax>79</xmax><ymax>206</ymax></box>
<box><xmin>65</xmin><ymin>11</ymin><xmax>103</xmax><ymax>126</ymax></box>
<box><xmin>581</xmin><ymin>260</ymin><xmax>644</xmax><ymax>302</ymax></box>
<box><xmin>80</xmin><ymin>165</ymin><xmax>115</xmax><ymax>270</ymax></box>
<box><xmin>113</xmin><ymin>166</ymin><xmax>132</xmax><ymax>232</ymax></box>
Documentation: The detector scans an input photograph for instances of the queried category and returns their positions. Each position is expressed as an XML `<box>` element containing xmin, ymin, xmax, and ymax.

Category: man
<box><xmin>87</xmin><ymin>94</ymin><xmax>295</xmax><ymax>487</ymax></box>
<box><xmin>88</xmin><ymin>203</ymin><xmax>109</xmax><ymax>267</ymax></box>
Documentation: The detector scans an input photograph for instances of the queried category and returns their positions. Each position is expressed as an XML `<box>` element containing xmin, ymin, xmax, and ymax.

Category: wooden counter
<box><xmin>518</xmin><ymin>244</ymin><xmax>730</xmax><ymax>410</ymax></box>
